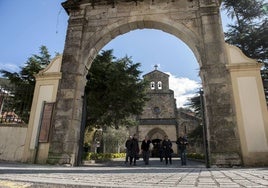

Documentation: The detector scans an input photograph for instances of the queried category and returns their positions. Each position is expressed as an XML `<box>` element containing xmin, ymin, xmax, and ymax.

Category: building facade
<box><xmin>129</xmin><ymin>67</ymin><xmax>200</xmax><ymax>156</ymax></box>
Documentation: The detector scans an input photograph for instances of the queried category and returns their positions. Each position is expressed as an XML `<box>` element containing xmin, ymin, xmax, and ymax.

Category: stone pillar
<box><xmin>23</xmin><ymin>55</ymin><xmax>62</xmax><ymax>164</ymax></box>
<box><xmin>198</xmin><ymin>4</ymin><xmax>242</xmax><ymax>166</ymax></box>
<box><xmin>47</xmin><ymin>7</ymin><xmax>87</xmax><ymax>165</ymax></box>
<box><xmin>226</xmin><ymin>44</ymin><xmax>268</xmax><ymax>166</ymax></box>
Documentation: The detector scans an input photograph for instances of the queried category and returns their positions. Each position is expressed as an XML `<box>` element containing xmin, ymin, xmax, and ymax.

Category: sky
<box><xmin>0</xmin><ymin>0</ymin><xmax>231</xmax><ymax>108</ymax></box>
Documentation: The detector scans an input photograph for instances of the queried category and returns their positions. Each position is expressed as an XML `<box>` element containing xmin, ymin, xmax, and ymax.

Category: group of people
<box><xmin>125</xmin><ymin>134</ymin><xmax>188</xmax><ymax>166</ymax></box>
<box><xmin>125</xmin><ymin>134</ymin><xmax>139</xmax><ymax>166</ymax></box>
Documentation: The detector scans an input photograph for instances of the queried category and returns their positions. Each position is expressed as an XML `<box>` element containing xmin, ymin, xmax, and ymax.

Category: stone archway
<box><xmin>147</xmin><ymin>127</ymin><xmax>167</xmax><ymax>157</ymax></box>
<box><xmin>45</xmin><ymin>0</ymin><xmax>268</xmax><ymax>166</ymax></box>
<box><xmin>147</xmin><ymin>127</ymin><xmax>167</xmax><ymax>141</ymax></box>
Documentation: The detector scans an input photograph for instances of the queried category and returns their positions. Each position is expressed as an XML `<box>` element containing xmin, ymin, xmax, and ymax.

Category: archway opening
<box><xmin>102</xmin><ymin>29</ymin><xmax>201</xmax><ymax>108</ymax></box>
<box><xmin>82</xmin><ymin>28</ymin><xmax>204</xmax><ymax>165</ymax></box>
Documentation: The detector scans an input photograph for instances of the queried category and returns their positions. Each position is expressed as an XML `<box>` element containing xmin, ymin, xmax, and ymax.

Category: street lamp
<box><xmin>200</xmin><ymin>89</ymin><xmax>211</xmax><ymax>168</ymax></box>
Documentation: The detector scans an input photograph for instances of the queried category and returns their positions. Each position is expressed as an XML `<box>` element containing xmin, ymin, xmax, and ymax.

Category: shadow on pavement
<box><xmin>0</xmin><ymin>158</ymin><xmax>206</xmax><ymax>175</ymax></box>
<box><xmin>83</xmin><ymin>157</ymin><xmax>205</xmax><ymax>168</ymax></box>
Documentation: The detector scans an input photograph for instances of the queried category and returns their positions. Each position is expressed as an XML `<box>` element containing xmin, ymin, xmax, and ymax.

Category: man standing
<box><xmin>176</xmin><ymin>135</ymin><xmax>188</xmax><ymax>165</ymax></box>
<box><xmin>129</xmin><ymin>134</ymin><xmax>139</xmax><ymax>166</ymax></box>
<box><xmin>141</xmin><ymin>135</ymin><xmax>151</xmax><ymax>165</ymax></box>
<box><xmin>125</xmin><ymin>135</ymin><xmax>132</xmax><ymax>164</ymax></box>
<box><xmin>162</xmin><ymin>135</ymin><xmax>173</xmax><ymax>165</ymax></box>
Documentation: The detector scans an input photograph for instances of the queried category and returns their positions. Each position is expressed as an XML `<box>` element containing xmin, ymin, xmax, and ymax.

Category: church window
<box><xmin>157</xmin><ymin>81</ymin><xmax>162</xmax><ymax>89</ymax></box>
<box><xmin>151</xmin><ymin>82</ymin><xmax>155</xmax><ymax>90</ymax></box>
<box><xmin>153</xmin><ymin>107</ymin><xmax>161</xmax><ymax>114</ymax></box>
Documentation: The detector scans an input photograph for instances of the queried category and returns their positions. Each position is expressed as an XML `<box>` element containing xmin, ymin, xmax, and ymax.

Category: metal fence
<box><xmin>0</xmin><ymin>84</ymin><xmax>34</xmax><ymax>125</ymax></box>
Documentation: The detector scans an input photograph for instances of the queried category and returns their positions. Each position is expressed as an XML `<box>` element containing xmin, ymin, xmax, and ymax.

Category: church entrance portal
<box><xmin>151</xmin><ymin>139</ymin><xmax>162</xmax><ymax>158</ymax></box>
<box><xmin>146</xmin><ymin>127</ymin><xmax>168</xmax><ymax>158</ymax></box>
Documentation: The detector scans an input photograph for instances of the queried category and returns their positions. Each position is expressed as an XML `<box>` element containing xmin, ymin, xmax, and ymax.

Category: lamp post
<box><xmin>200</xmin><ymin>89</ymin><xmax>211</xmax><ymax>168</ymax></box>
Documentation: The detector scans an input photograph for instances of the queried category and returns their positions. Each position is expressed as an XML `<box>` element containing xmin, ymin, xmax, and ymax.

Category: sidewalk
<box><xmin>0</xmin><ymin>158</ymin><xmax>268</xmax><ymax>188</ymax></box>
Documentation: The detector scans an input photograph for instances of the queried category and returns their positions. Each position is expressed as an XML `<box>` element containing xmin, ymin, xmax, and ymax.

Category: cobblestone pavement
<box><xmin>0</xmin><ymin>158</ymin><xmax>268</xmax><ymax>188</ymax></box>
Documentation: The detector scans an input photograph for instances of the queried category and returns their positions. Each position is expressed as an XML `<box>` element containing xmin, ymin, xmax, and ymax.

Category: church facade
<box><xmin>129</xmin><ymin>67</ymin><xmax>201</xmax><ymax>155</ymax></box>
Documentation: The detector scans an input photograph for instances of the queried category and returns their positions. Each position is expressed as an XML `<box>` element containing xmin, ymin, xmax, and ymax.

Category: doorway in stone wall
<box><xmin>147</xmin><ymin>127</ymin><xmax>168</xmax><ymax>158</ymax></box>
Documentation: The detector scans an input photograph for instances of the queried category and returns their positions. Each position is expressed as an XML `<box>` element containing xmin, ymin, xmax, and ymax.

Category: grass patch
<box><xmin>83</xmin><ymin>152</ymin><xmax>126</xmax><ymax>162</ymax></box>
<box><xmin>187</xmin><ymin>153</ymin><xmax>205</xmax><ymax>160</ymax></box>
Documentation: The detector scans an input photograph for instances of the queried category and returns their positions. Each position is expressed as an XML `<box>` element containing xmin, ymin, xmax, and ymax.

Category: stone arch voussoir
<box><xmin>82</xmin><ymin>15</ymin><xmax>203</xmax><ymax>70</ymax></box>
<box><xmin>147</xmin><ymin>127</ymin><xmax>167</xmax><ymax>140</ymax></box>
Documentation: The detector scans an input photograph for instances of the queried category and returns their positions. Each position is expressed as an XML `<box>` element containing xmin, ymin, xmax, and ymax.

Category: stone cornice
<box><xmin>62</xmin><ymin>0</ymin><xmax>143</xmax><ymax>13</ymax></box>
<box><xmin>62</xmin><ymin>0</ymin><xmax>221</xmax><ymax>13</ymax></box>
<box><xmin>226</xmin><ymin>63</ymin><xmax>263</xmax><ymax>72</ymax></box>
<box><xmin>35</xmin><ymin>72</ymin><xmax>62</xmax><ymax>81</ymax></box>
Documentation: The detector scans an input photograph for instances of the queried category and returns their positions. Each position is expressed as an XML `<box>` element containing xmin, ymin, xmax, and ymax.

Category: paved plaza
<box><xmin>0</xmin><ymin>158</ymin><xmax>268</xmax><ymax>188</ymax></box>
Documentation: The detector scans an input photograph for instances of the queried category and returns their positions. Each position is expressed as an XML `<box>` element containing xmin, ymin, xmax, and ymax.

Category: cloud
<box><xmin>166</xmin><ymin>72</ymin><xmax>201</xmax><ymax>108</ymax></box>
<box><xmin>0</xmin><ymin>63</ymin><xmax>20</xmax><ymax>74</ymax></box>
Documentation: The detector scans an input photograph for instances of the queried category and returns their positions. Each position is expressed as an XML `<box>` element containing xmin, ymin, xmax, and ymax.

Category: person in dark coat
<box><xmin>141</xmin><ymin>135</ymin><xmax>151</xmax><ymax>165</ymax></box>
<box><xmin>159</xmin><ymin>141</ymin><xmax>164</xmax><ymax>162</ymax></box>
<box><xmin>129</xmin><ymin>134</ymin><xmax>139</xmax><ymax>166</ymax></box>
<box><xmin>176</xmin><ymin>135</ymin><xmax>188</xmax><ymax>165</ymax></box>
<box><xmin>162</xmin><ymin>135</ymin><xmax>173</xmax><ymax>165</ymax></box>
<box><xmin>125</xmin><ymin>135</ymin><xmax>132</xmax><ymax>164</ymax></box>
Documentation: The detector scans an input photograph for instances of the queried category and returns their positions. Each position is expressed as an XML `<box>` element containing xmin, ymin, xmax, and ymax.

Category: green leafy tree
<box><xmin>222</xmin><ymin>0</ymin><xmax>268</xmax><ymax>67</ymax></box>
<box><xmin>222</xmin><ymin>0</ymin><xmax>268</xmax><ymax>103</ymax></box>
<box><xmin>85</xmin><ymin>49</ymin><xmax>148</xmax><ymax>129</ymax></box>
<box><xmin>0</xmin><ymin>45</ymin><xmax>51</xmax><ymax>122</ymax></box>
<box><xmin>187</xmin><ymin>93</ymin><xmax>201</xmax><ymax>118</ymax></box>
<box><xmin>102</xmin><ymin>127</ymin><xmax>129</xmax><ymax>153</ymax></box>
<box><xmin>186</xmin><ymin>92</ymin><xmax>204</xmax><ymax>142</ymax></box>
<box><xmin>188</xmin><ymin>123</ymin><xmax>203</xmax><ymax>143</ymax></box>
<box><xmin>0</xmin><ymin>45</ymin><xmax>51</xmax><ymax>85</ymax></box>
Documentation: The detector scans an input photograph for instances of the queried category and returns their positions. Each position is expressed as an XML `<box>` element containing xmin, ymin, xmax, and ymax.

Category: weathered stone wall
<box><xmin>141</xmin><ymin>70</ymin><xmax>177</xmax><ymax>119</ymax></box>
<box><xmin>141</xmin><ymin>93</ymin><xmax>177</xmax><ymax>119</ymax></box>
<box><xmin>0</xmin><ymin>125</ymin><xmax>27</xmax><ymax>162</ymax></box>
<box><xmin>144</xmin><ymin>70</ymin><xmax>170</xmax><ymax>92</ymax></box>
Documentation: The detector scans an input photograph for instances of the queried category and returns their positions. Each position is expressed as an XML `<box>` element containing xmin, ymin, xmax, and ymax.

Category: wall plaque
<box><xmin>39</xmin><ymin>102</ymin><xmax>54</xmax><ymax>143</ymax></box>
